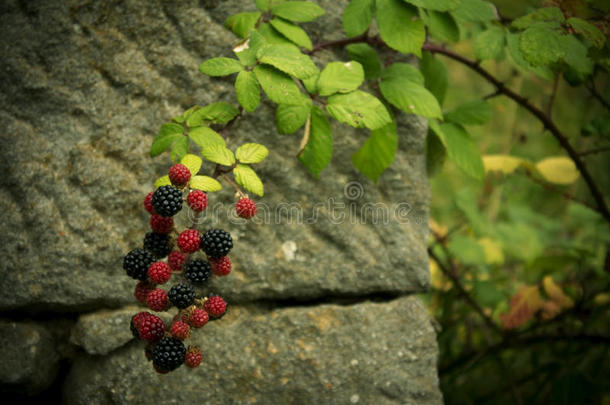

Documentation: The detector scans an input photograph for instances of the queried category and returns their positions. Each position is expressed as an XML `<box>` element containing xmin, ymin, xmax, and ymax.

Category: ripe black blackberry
<box><xmin>184</xmin><ymin>259</ymin><xmax>211</xmax><ymax>286</ymax></box>
<box><xmin>200</xmin><ymin>229</ymin><xmax>233</xmax><ymax>258</ymax></box>
<box><xmin>151</xmin><ymin>185</ymin><xmax>183</xmax><ymax>217</ymax></box>
<box><xmin>168</xmin><ymin>283</ymin><xmax>195</xmax><ymax>309</ymax></box>
<box><xmin>123</xmin><ymin>248</ymin><xmax>154</xmax><ymax>281</ymax></box>
<box><xmin>143</xmin><ymin>232</ymin><xmax>173</xmax><ymax>259</ymax></box>
<box><xmin>152</xmin><ymin>337</ymin><xmax>186</xmax><ymax>372</ymax></box>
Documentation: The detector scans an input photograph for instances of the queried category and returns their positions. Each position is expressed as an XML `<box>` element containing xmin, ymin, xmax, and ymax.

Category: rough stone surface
<box><xmin>66</xmin><ymin>296</ymin><xmax>442</xmax><ymax>405</ymax></box>
<box><xmin>0</xmin><ymin>321</ymin><xmax>60</xmax><ymax>395</ymax></box>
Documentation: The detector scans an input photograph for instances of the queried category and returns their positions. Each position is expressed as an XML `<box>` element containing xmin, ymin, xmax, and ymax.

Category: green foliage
<box><xmin>199</xmin><ymin>57</ymin><xmax>243</xmax><ymax>76</ymax></box>
<box><xmin>268</xmin><ymin>18</ymin><xmax>313</xmax><ymax>50</ymax></box>
<box><xmin>224</xmin><ymin>12</ymin><xmax>261</xmax><ymax>38</ymax></box>
<box><xmin>235</xmin><ymin>143</ymin><xmax>269</xmax><ymax>164</ymax></box>
<box><xmin>275</xmin><ymin>100</ymin><xmax>312</xmax><ymax>134</ymax></box>
<box><xmin>253</xmin><ymin>64</ymin><xmax>303</xmax><ymax>104</ymax></box>
<box><xmin>200</xmin><ymin>145</ymin><xmax>236</xmax><ymax>166</ymax></box>
<box><xmin>257</xmin><ymin>44</ymin><xmax>317</xmax><ymax>79</ymax></box>
<box><xmin>376</xmin><ymin>0</ymin><xmax>425</xmax><ymax>57</ymax></box>
<box><xmin>352</xmin><ymin>121</ymin><xmax>398</xmax><ymax>182</ymax></box>
<box><xmin>342</xmin><ymin>0</ymin><xmax>375</xmax><ymax>37</ymax></box>
<box><xmin>234</xmin><ymin>164</ymin><xmax>264</xmax><ymax>196</ymax></box>
<box><xmin>473</xmin><ymin>26</ymin><xmax>505</xmax><ymax>60</ymax></box>
<box><xmin>444</xmin><ymin>100</ymin><xmax>492</xmax><ymax>125</ymax></box>
<box><xmin>298</xmin><ymin>106</ymin><xmax>333</xmax><ymax>177</ymax></box>
<box><xmin>432</xmin><ymin>121</ymin><xmax>484</xmax><ymax>179</ymax></box>
<box><xmin>326</xmin><ymin>90</ymin><xmax>392</xmax><ymax>129</ymax></box>
<box><xmin>380</xmin><ymin>65</ymin><xmax>442</xmax><ymax>118</ymax></box>
<box><xmin>317</xmin><ymin>61</ymin><xmax>364</xmax><ymax>96</ymax></box>
<box><xmin>271</xmin><ymin>1</ymin><xmax>325</xmax><ymax>22</ymax></box>
<box><xmin>235</xmin><ymin>71</ymin><xmax>261</xmax><ymax>113</ymax></box>
<box><xmin>190</xmin><ymin>175</ymin><xmax>222</xmax><ymax>192</ymax></box>
<box><xmin>346</xmin><ymin>44</ymin><xmax>382</xmax><ymax>79</ymax></box>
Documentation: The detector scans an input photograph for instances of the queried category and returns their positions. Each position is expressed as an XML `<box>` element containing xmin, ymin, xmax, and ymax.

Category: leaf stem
<box><xmin>221</xmin><ymin>173</ymin><xmax>247</xmax><ymax>198</ymax></box>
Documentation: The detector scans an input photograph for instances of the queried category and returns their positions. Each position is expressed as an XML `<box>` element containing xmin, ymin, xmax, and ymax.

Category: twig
<box><xmin>586</xmin><ymin>82</ymin><xmax>610</xmax><ymax>110</ymax></box>
<box><xmin>305</xmin><ymin>33</ymin><xmax>368</xmax><ymax>55</ymax></box>
<box><xmin>578</xmin><ymin>146</ymin><xmax>610</xmax><ymax>156</ymax></box>
<box><xmin>220</xmin><ymin>173</ymin><xmax>247</xmax><ymax>198</ymax></box>
<box><xmin>523</xmin><ymin>171</ymin><xmax>601</xmax><ymax>213</ymax></box>
<box><xmin>546</xmin><ymin>74</ymin><xmax>560</xmax><ymax>119</ymax></box>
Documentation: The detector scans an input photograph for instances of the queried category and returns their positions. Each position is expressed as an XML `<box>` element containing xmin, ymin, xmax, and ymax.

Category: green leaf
<box><xmin>255</xmin><ymin>0</ymin><xmax>281</xmax><ymax>12</ymax></box>
<box><xmin>189</xmin><ymin>126</ymin><xmax>226</xmax><ymax>149</ymax></box>
<box><xmin>190</xmin><ymin>175</ymin><xmax>222</xmax><ymax>192</ymax></box>
<box><xmin>276</xmin><ymin>99</ymin><xmax>312</xmax><ymax>134</ymax></box>
<box><xmin>426</xmin><ymin>126</ymin><xmax>446</xmax><ymax>176</ymax></box>
<box><xmin>257</xmin><ymin>22</ymin><xmax>294</xmax><ymax>46</ymax></box>
<box><xmin>224</xmin><ymin>12</ymin><xmax>262</xmax><ymax>38</ymax></box>
<box><xmin>235</xmin><ymin>71</ymin><xmax>261</xmax><ymax>112</ymax></box>
<box><xmin>269</xmin><ymin>17</ymin><xmax>313</xmax><ymax>50</ymax></box>
<box><xmin>567</xmin><ymin>17</ymin><xmax>605</xmax><ymax>49</ymax></box>
<box><xmin>234</xmin><ymin>164</ymin><xmax>264</xmax><ymax>196</ymax></box>
<box><xmin>512</xmin><ymin>7</ymin><xmax>564</xmax><ymax>30</ymax></box>
<box><xmin>444</xmin><ymin>100</ymin><xmax>492</xmax><ymax>125</ymax></box>
<box><xmin>448</xmin><ymin>234</ymin><xmax>487</xmax><ymax>266</ymax></box>
<box><xmin>402</xmin><ymin>0</ymin><xmax>460</xmax><ymax>11</ymax></box>
<box><xmin>506</xmin><ymin>32</ymin><xmax>553</xmax><ymax>80</ymax></box>
<box><xmin>435</xmin><ymin>122</ymin><xmax>484</xmax><ymax>179</ymax></box>
<box><xmin>233</xmin><ymin>31</ymin><xmax>267</xmax><ymax>66</ymax></box>
<box><xmin>421</xmin><ymin>52</ymin><xmax>448</xmax><ymax>106</ymax></box>
<box><xmin>376</xmin><ymin>0</ymin><xmax>425</xmax><ymax>57</ymax></box>
<box><xmin>253</xmin><ymin>64</ymin><xmax>304</xmax><ymax>105</ymax></box>
<box><xmin>474</xmin><ymin>280</ymin><xmax>505</xmax><ymax>307</ymax></box>
<box><xmin>326</xmin><ymin>90</ymin><xmax>392</xmax><ymax>129</ymax></box>
<box><xmin>352</xmin><ymin>121</ymin><xmax>398</xmax><ymax>182</ymax></box>
<box><xmin>236</xmin><ymin>143</ymin><xmax>269</xmax><ymax>164</ymax></box>
<box><xmin>299</xmin><ymin>106</ymin><xmax>333</xmax><ymax>177</ymax></box>
<box><xmin>257</xmin><ymin>44</ymin><xmax>318</xmax><ymax>79</ymax></box>
<box><xmin>171</xmin><ymin>136</ymin><xmax>189</xmax><ymax>162</ymax></box>
<box><xmin>474</xmin><ymin>26</ymin><xmax>504</xmax><ymax>60</ymax></box>
<box><xmin>451</xmin><ymin>0</ymin><xmax>496</xmax><ymax>22</ymax></box>
<box><xmin>346</xmin><ymin>43</ymin><xmax>382</xmax><ymax>79</ymax></box>
<box><xmin>150</xmin><ymin>123</ymin><xmax>183</xmax><ymax>157</ymax></box>
<box><xmin>426</xmin><ymin>11</ymin><xmax>460</xmax><ymax>42</ymax></box>
<box><xmin>382</xmin><ymin>62</ymin><xmax>424</xmax><ymax>85</ymax></box>
<box><xmin>154</xmin><ymin>175</ymin><xmax>171</xmax><ymax>188</ymax></box>
<box><xmin>379</xmin><ymin>73</ymin><xmax>442</xmax><ymax>118</ymax></box>
<box><xmin>199</xmin><ymin>57</ymin><xmax>243</xmax><ymax>76</ymax></box>
<box><xmin>271</xmin><ymin>1</ymin><xmax>325</xmax><ymax>22</ymax></box>
<box><xmin>317</xmin><ymin>61</ymin><xmax>365</xmax><ymax>96</ymax></box>
<box><xmin>187</xmin><ymin>102</ymin><xmax>239</xmax><ymax>126</ymax></box>
<box><xmin>343</xmin><ymin>0</ymin><xmax>375</xmax><ymax>37</ymax></box>
<box><xmin>301</xmin><ymin>70</ymin><xmax>320</xmax><ymax>94</ymax></box>
<box><xmin>180</xmin><ymin>154</ymin><xmax>203</xmax><ymax>176</ymax></box>
<box><xmin>519</xmin><ymin>26</ymin><xmax>565</xmax><ymax>67</ymax></box>
<box><xmin>201</xmin><ymin>145</ymin><xmax>236</xmax><ymax>166</ymax></box>
<box><xmin>562</xmin><ymin>35</ymin><xmax>594</xmax><ymax>83</ymax></box>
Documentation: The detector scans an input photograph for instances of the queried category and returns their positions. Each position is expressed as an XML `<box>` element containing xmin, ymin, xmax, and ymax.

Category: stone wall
<box><xmin>0</xmin><ymin>0</ymin><xmax>442</xmax><ymax>403</ymax></box>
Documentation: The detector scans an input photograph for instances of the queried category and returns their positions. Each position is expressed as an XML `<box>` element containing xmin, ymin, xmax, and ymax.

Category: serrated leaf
<box><xmin>376</xmin><ymin>0</ymin><xmax>425</xmax><ymax>57</ymax></box>
<box><xmin>190</xmin><ymin>175</ymin><xmax>222</xmax><ymax>192</ymax></box>
<box><xmin>302</xmin><ymin>70</ymin><xmax>319</xmax><ymax>94</ymax></box>
<box><xmin>346</xmin><ymin>43</ymin><xmax>382</xmax><ymax>79</ymax></box>
<box><xmin>500</xmin><ymin>285</ymin><xmax>543</xmax><ymax>329</ymax></box>
<box><xmin>382</xmin><ymin>62</ymin><xmax>424</xmax><ymax>85</ymax></box>
<box><xmin>512</xmin><ymin>7</ymin><xmax>564</xmax><ymax>30</ymax></box>
<box><xmin>253</xmin><ymin>64</ymin><xmax>304</xmax><ymax>105</ymax></box>
<box><xmin>255</xmin><ymin>0</ymin><xmax>283</xmax><ymax>11</ymax></box>
<box><xmin>233</xmin><ymin>164</ymin><xmax>264</xmax><ymax>196</ymax></box>
<box><xmin>189</xmin><ymin>102</ymin><xmax>240</xmax><ymax>125</ymax></box>
<box><xmin>299</xmin><ymin>106</ymin><xmax>333</xmax><ymax>177</ymax></box>
<box><xmin>271</xmin><ymin>1</ymin><xmax>325</xmax><ymax>22</ymax></box>
<box><xmin>506</xmin><ymin>32</ymin><xmax>553</xmax><ymax>80</ymax></box>
<box><xmin>199</xmin><ymin>57</ymin><xmax>243</xmax><ymax>76</ymax></box>
<box><xmin>189</xmin><ymin>126</ymin><xmax>226</xmax><ymax>149</ymax></box>
<box><xmin>269</xmin><ymin>17</ymin><xmax>313</xmax><ymax>50</ymax></box>
<box><xmin>154</xmin><ymin>175</ymin><xmax>171</xmax><ymax>188</ymax></box>
<box><xmin>326</xmin><ymin>90</ymin><xmax>392</xmax><ymax>130</ymax></box>
<box><xmin>483</xmin><ymin>154</ymin><xmax>526</xmax><ymax>174</ymax></box>
<box><xmin>426</xmin><ymin>126</ymin><xmax>447</xmax><ymax>176</ymax></box>
<box><xmin>257</xmin><ymin>44</ymin><xmax>317</xmax><ymax>79</ymax></box>
<box><xmin>474</xmin><ymin>26</ymin><xmax>505</xmax><ymax>60</ymax></box>
<box><xmin>444</xmin><ymin>100</ymin><xmax>492</xmax><ymax>125</ymax></box>
<box><xmin>402</xmin><ymin>0</ymin><xmax>460</xmax><ymax>11</ymax></box>
<box><xmin>180</xmin><ymin>154</ymin><xmax>203</xmax><ymax>176</ymax></box>
<box><xmin>379</xmin><ymin>75</ymin><xmax>442</xmax><ymax>118</ymax></box>
<box><xmin>317</xmin><ymin>61</ymin><xmax>365</xmax><ymax>96</ymax></box>
<box><xmin>519</xmin><ymin>26</ymin><xmax>565</xmax><ymax>67</ymax></box>
<box><xmin>352</xmin><ymin>121</ymin><xmax>398</xmax><ymax>182</ymax></box>
<box><xmin>234</xmin><ymin>30</ymin><xmax>267</xmax><ymax>67</ymax></box>
<box><xmin>535</xmin><ymin>157</ymin><xmax>579</xmax><ymax>185</ymax></box>
<box><xmin>201</xmin><ymin>145</ymin><xmax>236</xmax><ymax>166</ymax></box>
<box><xmin>451</xmin><ymin>0</ymin><xmax>496</xmax><ymax>22</ymax></box>
<box><xmin>435</xmin><ymin>123</ymin><xmax>484</xmax><ymax>179</ymax></box>
<box><xmin>421</xmin><ymin>52</ymin><xmax>448</xmax><ymax>106</ymax></box>
<box><xmin>171</xmin><ymin>136</ymin><xmax>189</xmax><ymax>162</ymax></box>
<box><xmin>257</xmin><ymin>22</ymin><xmax>294</xmax><ymax>46</ymax></box>
<box><xmin>343</xmin><ymin>0</ymin><xmax>375</xmax><ymax>37</ymax></box>
<box><xmin>150</xmin><ymin>123</ymin><xmax>184</xmax><ymax>157</ymax></box>
<box><xmin>276</xmin><ymin>99</ymin><xmax>312</xmax><ymax>134</ymax></box>
<box><xmin>426</xmin><ymin>10</ymin><xmax>460</xmax><ymax>42</ymax></box>
<box><xmin>235</xmin><ymin>71</ymin><xmax>261</xmax><ymax>112</ymax></box>
<box><xmin>567</xmin><ymin>17</ymin><xmax>605</xmax><ymax>49</ymax></box>
<box><xmin>225</xmin><ymin>12</ymin><xmax>262</xmax><ymax>38</ymax></box>
<box><xmin>236</xmin><ymin>143</ymin><xmax>269</xmax><ymax>164</ymax></box>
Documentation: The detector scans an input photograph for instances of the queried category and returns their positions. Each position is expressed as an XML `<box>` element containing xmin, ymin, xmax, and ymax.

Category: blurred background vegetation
<box><xmin>423</xmin><ymin>0</ymin><xmax>610</xmax><ymax>403</ymax></box>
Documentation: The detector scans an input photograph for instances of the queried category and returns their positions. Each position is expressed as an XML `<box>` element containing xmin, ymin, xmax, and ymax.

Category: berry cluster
<box><xmin>123</xmin><ymin>162</ymin><xmax>257</xmax><ymax>373</ymax></box>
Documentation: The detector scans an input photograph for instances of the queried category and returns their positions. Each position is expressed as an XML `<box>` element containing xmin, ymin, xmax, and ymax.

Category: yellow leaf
<box><xmin>483</xmin><ymin>155</ymin><xmax>525</xmax><ymax>174</ymax></box>
<box><xmin>180</xmin><ymin>154</ymin><xmax>203</xmax><ymax>176</ymax></box>
<box><xmin>477</xmin><ymin>238</ymin><xmax>504</xmax><ymax>264</ymax></box>
<box><xmin>593</xmin><ymin>293</ymin><xmax>610</xmax><ymax>305</ymax></box>
<box><xmin>543</xmin><ymin>276</ymin><xmax>574</xmax><ymax>309</ymax></box>
<box><xmin>429</xmin><ymin>218</ymin><xmax>448</xmax><ymax>238</ymax></box>
<box><xmin>535</xmin><ymin>157</ymin><xmax>579</xmax><ymax>185</ymax></box>
<box><xmin>499</xmin><ymin>285</ymin><xmax>542</xmax><ymax>329</ymax></box>
<box><xmin>429</xmin><ymin>259</ymin><xmax>451</xmax><ymax>291</ymax></box>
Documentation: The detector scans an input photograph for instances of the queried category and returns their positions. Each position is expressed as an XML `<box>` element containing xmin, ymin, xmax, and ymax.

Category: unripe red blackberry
<box><xmin>150</xmin><ymin>214</ymin><xmax>174</xmax><ymax>234</ymax></box>
<box><xmin>147</xmin><ymin>262</ymin><xmax>171</xmax><ymax>284</ymax></box>
<box><xmin>130</xmin><ymin>312</ymin><xmax>149</xmax><ymax>339</ymax></box>
<box><xmin>170</xmin><ymin>320</ymin><xmax>190</xmax><ymax>340</ymax></box>
<box><xmin>200</xmin><ymin>229</ymin><xmax>233</xmax><ymax>258</ymax></box>
<box><xmin>236</xmin><ymin>197</ymin><xmax>257</xmax><ymax>219</ymax></box>
<box><xmin>210</xmin><ymin>256</ymin><xmax>231</xmax><ymax>276</ymax></box>
<box><xmin>188</xmin><ymin>308</ymin><xmax>209</xmax><ymax>328</ymax></box>
<box><xmin>184</xmin><ymin>259</ymin><xmax>211</xmax><ymax>286</ymax></box>
<box><xmin>151</xmin><ymin>185</ymin><xmax>183</xmax><ymax>217</ymax></box>
<box><xmin>153</xmin><ymin>337</ymin><xmax>186</xmax><ymax>372</ymax></box>
<box><xmin>185</xmin><ymin>346</ymin><xmax>203</xmax><ymax>368</ymax></box>
<box><xmin>143</xmin><ymin>232</ymin><xmax>173</xmax><ymax>259</ymax></box>
<box><xmin>124</xmin><ymin>248</ymin><xmax>154</xmax><ymax>281</ymax></box>
<box><xmin>146</xmin><ymin>288</ymin><xmax>169</xmax><ymax>312</ymax></box>
<box><xmin>177</xmin><ymin>229</ymin><xmax>201</xmax><ymax>254</ymax></box>
<box><xmin>168</xmin><ymin>163</ymin><xmax>191</xmax><ymax>187</ymax></box>
<box><xmin>134</xmin><ymin>281</ymin><xmax>154</xmax><ymax>303</ymax></box>
<box><xmin>168</xmin><ymin>250</ymin><xmax>186</xmax><ymax>271</ymax></box>
<box><xmin>143</xmin><ymin>192</ymin><xmax>156</xmax><ymax>215</ymax></box>
<box><xmin>187</xmin><ymin>190</ymin><xmax>208</xmax><ymax>212</ymax></box>
<box><xmin>137</xmin><ymin>313</ymin><xmax>165</xmax><ymax>343</ymax></box>
<box><xmin>168</xmin><ymin>283</ymin><xmax>195</xmax><ymax>309</ymax></box>
<box><xmin>204</xmin><ymin>295</ymin><xmax>227</xmax><ymax>319</ymax></box>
